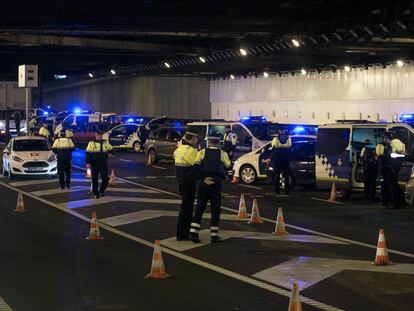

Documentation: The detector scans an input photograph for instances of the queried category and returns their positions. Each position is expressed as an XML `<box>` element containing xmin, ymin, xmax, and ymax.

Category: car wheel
<box><xmin>240</xmin><ymin>165</ymin><xmax>257</xmax><ymax>184</ymax></box>
<box><xmin>133</xmin><ymin>141</ymin><xmax>142</xmax><ymax>153</ymax></box>
<box><xmin>148</xmin><ymin>149</ymin><xmax>158</xmax><ymax>164</ymax></box>
<box><xmin>279</xmin><ymin>172</ymin><xmax>296</xmax><ymax>190</ymax></box>
<box><xmin>8</xmin><ymin>165</ymin><xmax>14</xmax><ymax>180</ymax></box>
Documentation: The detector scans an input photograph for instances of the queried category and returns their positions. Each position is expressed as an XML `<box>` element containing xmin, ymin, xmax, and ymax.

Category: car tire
<box><xmin>133</xmin><ymin>141</ymin><xmax>142</xmax><ymax>153</ymax></box>
<box><xmin>240</xmin><ymin>165</ymin><xmax>257</xmax><ymax>184</ymax></box>
<box><xmin>8</xmin><ymin>165</ymin><xmax>14</xmax><ymax>180</ymax></box>
<box><xmin>279</xmin><ymin>172</ymin><xmax>296</xmax><ymax>191</ymax></box>
<box><xmin>148</xmin><ymin>149</ymin><xmax>158</xmax><ymax>164</ymax></box>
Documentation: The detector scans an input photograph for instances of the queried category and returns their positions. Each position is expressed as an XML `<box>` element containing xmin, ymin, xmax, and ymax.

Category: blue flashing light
<box><xmin>137</xmin><ymin>118</ymin><xmax>144</xmax><ymax>123</ymax></box>
<box><xmin>43</xmin><ymin>111</ymin><xmax>49</xmax><ymax>116</ymax></box>
<box><xmin>127</xmin><ymin>118</ymin><xmax>135</xmax><ymax>123</ymax></box>
<box><xmin>293</xmin><ymin>126</ymin><xmax>305</xmax><ymax>134</ymax></box>
<box><xmin>46</xmin><ymin>105</ymin><xmax>51</xmax><ymax>109</ymax></box>
<box><xmin>261</xmin><ymin>116</ymin><xmax>267</xmax><ymax>121</ymax></box>
<box><xmin>240</xmin><ymin>116</ymin><xmax>251</xmax><ymax>122</ymax></box>
<box><xmin>74</xmin><ymin>108</ymin><xmax>81</xmax><ymax>114</ymax></box>
<box><xmin>400</xmin><ymin>114</ymin><xmax>414</xmax><ymax>120</ymax></box>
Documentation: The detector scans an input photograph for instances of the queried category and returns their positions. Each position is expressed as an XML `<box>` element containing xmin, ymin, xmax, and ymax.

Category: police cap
<box><xmin>184</xmin><ymin>131</ymin><xmax>199</xmax><ymax>141</ymax></box>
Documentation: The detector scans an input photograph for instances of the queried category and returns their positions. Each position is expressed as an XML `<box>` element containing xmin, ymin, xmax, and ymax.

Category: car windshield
<box><xmin>244</xmin><ymin>123</ymin><xmax>279</xmax><ymax>141</ymax></box>
<box><xmin>13</xmin><ymin>139</ymin><xmax>50</xmax><ymax>151</ymax></box>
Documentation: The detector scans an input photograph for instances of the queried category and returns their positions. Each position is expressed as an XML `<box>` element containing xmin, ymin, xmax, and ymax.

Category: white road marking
<box><xmin>311</xmin><ymin>197</ymin><xmax>345</xmax><ymax>205</ymax></box>
<box><xmin>125</xmin><ymin>176</ymin><xmax>138</xmax><ymax>179</ymax></box>
<box><xmin>151</xmin><ymin>165</ymin><xmax>167</xmax><ymax>170</ymax></box>
<box><xmin>31</xmin><ymin>186</ymin><xmax>86</xmax><ymax>196</ymax></box>
<box><xmin>0</xmin><ymin>296</ymin><xmax>13</xmax><ymax>311</ymax></box>
<box><xmin>253</xmin><ymin>256</ymin><xmax>414</xmax><ymax>290</ymax></box>
<box><xmin>237</xmin><ymin>184</ymin><xmax>263</xmax><ymax>190</ymax></box>
<box><xmin>100</xmin><ymin>210</ymin><xmax>247</xmax><ymax>227</ymax></box>
<box><xmin>120</xmin><ymin>159</ymin><xmax>133</xmax><ymax>163</ymax></box>
<box><xmin>61</xmin><ymin>196</ymin><xmax>182</xmax><ymax>209</ymax></box>
<box><xmin>9</xmin><ymin>178</ymin><xmax>124</xmax><ymax>187</ymax></box>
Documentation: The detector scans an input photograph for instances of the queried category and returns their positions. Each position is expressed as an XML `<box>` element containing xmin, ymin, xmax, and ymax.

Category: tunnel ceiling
<box><xmin>1</xmin><ymin>0</ymin><xmax>414</xmax><ymax>82</ymax></box>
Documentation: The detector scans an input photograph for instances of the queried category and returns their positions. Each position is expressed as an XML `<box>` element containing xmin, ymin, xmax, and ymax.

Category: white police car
<box><xmin>2</xmin><ymin>136</ymin><xmax>57</xmax><ymax>179</ymax></box>
<box><xmin>103</xmin><ymin>123</ymin><xmax>150</xmax><ymax>152</ymax></box>
<box><xmin>232</xmin><ymin>135</ymin><xmax>316</xmax><ymax>187</ymax></box>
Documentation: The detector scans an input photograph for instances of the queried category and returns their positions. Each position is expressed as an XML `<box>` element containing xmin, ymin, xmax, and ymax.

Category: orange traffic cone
<box><xmin>231</xmin><ymin>176</ymin><xmax>239</xmax><ymax>184</ymax></box>
<box><xmin>248</xmin><ymin>199</ymin><xmax>263</xmax><ymax>224</ymax></box>
<box><xmin>237</xmin><ymin>194</ymin><xmax>248</xmax><ymax>219</ymax></box>
<box><xmin>86</xmin><ymin>167</ymin><xmax>92</xmax><ymax>179</ymax></box>
<box><xmin>372</xmin><ymin>229</ymin><xmax>393</xmax><ymax>266</ymax></box>
<box><xmin>86</xmin><ymin>211</ymin><xmax>104</xmax><ymax>240</ymax></box>
<box><xmin>14</xmin><ymin>192</ymin><xmax>27</xmax><ymax>213</ymax></box>
<box><xmin>328</xmin><ymin>181</ymin><xmax>337</xmax><ymax>202</ymax></box>
<box><xmin>272</xmin><ymin>207</ymin><xmax>288</xmax><ymax>236</ymax></box>
<box><xmin>288</xmin><ymin>282</ymin><xmax>302</xmax><ymax>311</ymax></box>
<box><xmin>146</xmin><ymin>240</ymin><xmax>171</xmax><ymax>279</ymax></box>
<box><xmin>109</xmin><ymin>169</ymin><xmax>116</xmax><ymax>186</ymax></box>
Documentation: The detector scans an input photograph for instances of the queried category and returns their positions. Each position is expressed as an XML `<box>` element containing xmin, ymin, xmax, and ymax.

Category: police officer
<box><xmin>271</xmin><ymin>128</ymin><xmax>292</xmax><ymax>195</ymax></box>
<box><xmin>39</xmin><ymin>123</ymin><xmax>50</xmax><ymax>139</ymax></box>
<box><xmin>86</xmin><ymin>130</ymin><xmax>113</xmax><ymax>199</ymax></box>
<box><xmin>222</xmin><ymin>125</ymin><xmax>237</xmax><ymax>161</ymax></box>
<box><xmin>173</xmin><ymin>132</ymin><xmax>199</xmax><ymax>241</ymax></box>
<box><xmin>360</xmin><ymin>139</ymin><xmax>377</xmax><ymax>202</ymax></box>
<box><xmin>190</xmin><ymin>136</ymin><xmax>231</xmax><ymax>243</ymax></box>
<box><xmin>52</xmin><ymin>129</ymin><xmax>75</xmax><ymax>189</ymax></box>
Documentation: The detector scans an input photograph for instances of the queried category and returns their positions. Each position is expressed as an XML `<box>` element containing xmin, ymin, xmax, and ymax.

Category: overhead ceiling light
<box><xmin>301</xmin><ymin>68</ymin><xmax>307</xmax><ymax>75</ymax></box>
<box><xmin>263</xmin><ymin>72</ymin><xmax>269</xmax><ymax>78</ymax></box>
<box><xmin>164</xmin><ymin>62</ymin><xmax>171</xmax><ymax>68</ymax></box>
<box><xmin>344</xmin><ymin>66</ymin><xmax>351</xmax><ymax>72</ymax></box>
<box><xmin>198</xmin><ymin>56</ymin><xmax>206</xmax><ymax>63</ymax></box>
<box><xmin>239</xmin><ymin>48</ymin><xmax>247</xmax><ymax>56</ymax></box>
<box><xmin>88</xmin><ymin>73</ymin><xmax>94</xmax><ymax>78</ymax></box>
<box><xmin>397</xmin><ymin>60</ymin><xmax>404</xmax><ymax>67</ymax></box>
<box><xmin>110</xmin><ymin>69</ymin><xmax>116</xmax><ymax>75</ymax></box>
<box><xmin>230</xmin><ymin>74</ymin><xmax>235</xmax><ymax>80</ymax></box>
<box><xmin>291</xmin><ymin>39</ymin><xmax>300</xmax><ymax>47</ymax></box>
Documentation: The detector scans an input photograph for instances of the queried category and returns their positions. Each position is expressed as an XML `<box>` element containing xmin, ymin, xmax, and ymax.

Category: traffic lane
<box><xmin>0</xmin><ymin>184</ymin><xmax>306</xmax><ymax>311</ymax></box>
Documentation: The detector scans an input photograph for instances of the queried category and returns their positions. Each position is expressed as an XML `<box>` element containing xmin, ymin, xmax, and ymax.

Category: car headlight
<box><xmin>0</xmin><ymin>122</ymin><xmax>4</xmax><ymax>127</ymax></box>
<box><xmin>12</xmin><ymin>155</ymin><xmax>24</xmax><ymax>163</ymax></box>
<box><xmin>48</xmin><ymin>155</ymin><xmax>56</xmax><ymax>162</ymax></box>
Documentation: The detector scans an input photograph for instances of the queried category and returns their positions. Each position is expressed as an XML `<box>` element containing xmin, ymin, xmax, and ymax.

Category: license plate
<box><xmin>27</xmin><ymin>167</ymin><xmax>43</xmax><ymax>172</ymax></box>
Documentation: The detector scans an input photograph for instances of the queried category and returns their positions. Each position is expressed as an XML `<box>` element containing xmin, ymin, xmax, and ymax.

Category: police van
<box><xmin>316</xmin><ymin>121</ymin><xmax>414</xmax><ymax>199</ymax></box>
<box><xmin>187</xmin><ymin>116</ymin><xmax>279</xmax><ymax>157</ymax></box>
<box><xmin>103</xmin><ymin>123</ymin><xmax>150</xmax><ymax>152</ymax></box>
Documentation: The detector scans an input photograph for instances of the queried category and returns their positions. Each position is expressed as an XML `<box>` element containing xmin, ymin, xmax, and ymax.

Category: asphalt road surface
<box><xmin>0</xmin><ymin>149</ymin><xmax>413</xmax><ymax>311</ymax></box>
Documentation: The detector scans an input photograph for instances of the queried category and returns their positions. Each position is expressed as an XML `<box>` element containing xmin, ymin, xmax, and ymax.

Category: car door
<box><xmin>109</xmin><ymin>125</ymin><xmax>127</xmax><ymax>147</ymax></box>
<box><xmin>155</xmin><ymin>128</ymin><xmax>170</xmax><ymax>157</ymax></box>
<box><xmin>165</xmin><ymin>130</ymin><xmax>182</xmax><ymax>158</ymax></box>
<box><xmin>124</xmin><ymin>125</ymin><xmax>139</xmax><ymax>147</ymax></box>
<box><xmin>290</xmin><ymin>141</ymin><xmax>316</xmax><ymax>185</ymax></box>
<box><xmin>388</xmin><ymin>125</ymin><xmax>414</xmax><ymax>183</ymax></box>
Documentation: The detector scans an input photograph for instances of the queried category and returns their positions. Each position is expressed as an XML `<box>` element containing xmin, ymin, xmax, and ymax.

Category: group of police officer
<box><xmin>361</xmin><ymin>131</ymin><xmax>406</xmax><ymax>209</ymax></box>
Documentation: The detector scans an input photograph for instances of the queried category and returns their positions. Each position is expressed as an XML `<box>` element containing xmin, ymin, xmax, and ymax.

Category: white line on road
<box><xmin>237</xmin><ymin>183</ymin><xmax>263</xmax><ymax>190</ymax></box>
<box><xmin>120</xmin><ymin>159</ymin><xmax>133</xmax><ymax>163</ymax></box>
<box><xmin>0</xmin><ymin>296</ymin><xmax>13</xmax><ymax>311</ymax></box>
<box><xmin>151</xmin><ymin>165</ymin><xmax>167</xmax><ymax>170</ymax></box>
<box><xmin>9</xmin><ymin>178</ymin><xmax>124</xmax><ymax>187</ymax></box>
<box><xmin>0</xmin><ymin>180</ymin><xmax>343</xmax><ymax>311</ymax></box>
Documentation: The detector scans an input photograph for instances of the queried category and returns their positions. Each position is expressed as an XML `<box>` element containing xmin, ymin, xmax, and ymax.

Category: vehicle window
<box><xmin>112</xmin><ymin>125</ymin><xmax>126</xmax><ymax>135</ymax></box>
<box><xmin>317</xmin><ymin>128</ymin><xmax>350</xmax><ymax>155</ymax></box>
<box><xmin>391</xmin><ymin>126</ymin><xmax>413</xmax><ymax>155</ymax></box>
<box><xmin>157</xmin><ymin>129</ymin><xmax>169</xmax><ymax>139</ymax></box>
<box><xmin>63</xmin><ymin>115</ymin><xmax>75</xmax><ymax>127</ymax></box>
<box><xmin>291</xmin><ymin>142</ymin><xmax>315</xmax><ymax>161</ymax></box>
<box><xmin>244</xmin><ymin>123</ymin><xmax>279</xmax><ymax>141</ymax></box>
<box><xmin>125</xmin><ymin>125</ymin><xmax>138</xmax><ymax>136</ymax></box>
<box><xmin>352</xmin><ymin>128</ymin><xmax>385</xmax><ymax>151</ymax></box>
<box><xmin>233</xmin><ymin>124</ymin><xmax>251</xmax><ymax>147</ymax></box>
<box><xmin>169</xmin><ymin>130</ymin><xmax>182</xmax><ymax>142</ymax></box>
<box><xmin>208</xmin><ymin>125</ymin><xmax>226</xmax><ymax>139</ymax></box>
<box><xmin>76</xmin><ymin>116</ymin><xmax>89</xmax><ymax>127</ymax></box>
<box><xmin>13</xmin><ymin>139</ymin><xmax>50</xmax><ymax>151</ymax></box>
<box><xmin>187</xmin><ymin>125</ymin><xmax>207</xmax><ymax>139</ymax></box>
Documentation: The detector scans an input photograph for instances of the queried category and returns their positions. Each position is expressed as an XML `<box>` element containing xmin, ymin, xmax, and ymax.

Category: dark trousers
<box><xmin>57</xmin><ymin>158</ymin><xmax>71</xmax><ymax>188</ymax></box>
<box><xmin>363</xmin><ymin>164</ymin><xmax>377</xmax><ymax>202</ymax></box>
<box><xmin>91</xmin><ymin>164</ymin><xmax>109</xmax><ymax>195</ymax></box>
<box><xmin>177</xmin><ymin>180</ymin><xmax>196</xmax><ymax>239</ymax></box>
<box><xmin>273</xmin><ymin>162</ymin><xmax>290</xmax><ymax>194</ymax></box>
<box><xmin>192</xmin><ymin>183</ymin><xmax>222</xmax><ymax>236</ymax></box>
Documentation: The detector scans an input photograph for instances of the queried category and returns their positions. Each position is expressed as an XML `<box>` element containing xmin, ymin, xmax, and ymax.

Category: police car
<box><xmin>2</xmin><ymin>136</ymin><xmax>57</xmax><ymax>179</ymax></box>
<box><xmin>232</xmin><ymin>135</ymin><xmax>316</xmax><ymax>188</ymax></box>
<box><xmin>103</xmin><ymin>123</ymin><xmax>150</xmax><ymax>152</ymax></box>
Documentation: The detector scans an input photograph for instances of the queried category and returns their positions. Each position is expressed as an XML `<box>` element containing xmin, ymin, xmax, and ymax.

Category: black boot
<box><xmin>211</xmin><ymin>236</ymin><xmax>221</xmax><ymax>243</ymax></box>
<box><xmin>191</xmin><ymin>233</ymin><xmax>201</xmax><ymax>243</ymax></box>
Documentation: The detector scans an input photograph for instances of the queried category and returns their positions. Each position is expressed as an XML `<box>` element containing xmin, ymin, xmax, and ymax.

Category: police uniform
<box><xmin>65</xmin><ymin>129</ymin><xmax>74</xmax><ymax>138</ymax></box>
<box><xmin>271</xmin><ymin>133</ymin><xmax>292</xmax><ymax>194</ymax></box>
<box><xmin>360</xmin><ymin>144</ymin><xmax>377</xmax><ymax>202</ymax></box>
<box><xmin>173</xmin><ymin>135</ymin><xmax>198</xmax><ymax>240</ymax></box>
<box><xmin>86</xmin><ymin>136</ymin><xmax>113</xmax><ymax>198</ymax></box>
<box><xmin>190</xmin><ymin>139</ymin><xmax>231</xmax><ymax>243</ymax></box>
<box><xmin>222</xmin><ymin>130</ymin><xmax>237</xmax><ymax>160</ymax></box>
<box><xmin>39</xmin><ymin>126</ymin><xmax>50</xmax><ymax>139</ymax></box>
<box><xmin>52</xmin><ymin>131</ymin><xmax>75</xmax><ymax>189</ymax></box>
<box><xmin>376</xmin><ymin>136</ymin><xmax>405</xmax><ymax>208</ymax></box>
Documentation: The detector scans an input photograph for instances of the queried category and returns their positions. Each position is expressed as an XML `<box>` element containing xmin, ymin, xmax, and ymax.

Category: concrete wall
<box><xmin>210</xmin><ymin>64</ymin><xmax>414</xmax><ymax>124</ymax></box>
<box><xmin>42</xmin><ymin>76</ymin><xmax>211</xmax><ymax>119</ymax></box>
<box><xmin>0</xmin><ymin>82</ymin><xmax>25</xmax><ymax>110</ymax></box>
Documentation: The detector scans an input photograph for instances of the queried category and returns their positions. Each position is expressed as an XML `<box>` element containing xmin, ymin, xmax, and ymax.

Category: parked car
<box><xmin>232</xmin><ymin>135</ymin><xmax>316</xmax><ymax>189</ymax></box>
<box><xmin>2</xmin><ymin>136</ymin><xmax>57</xmax><ymax>179</ymax></box>
<box><xmin>405</xmin><ymin>166</ymin><xmax>414</xmax><ymax>205</ymax></box>
<box><xmin>103</xmin><ymin>123</ymin><xmax>150</xmax><ymax>152</ymax></box>
<box><xmin>145</xmin><ymin>126</ymin><xmax>187</xmax><ymax>163</ymax></box>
